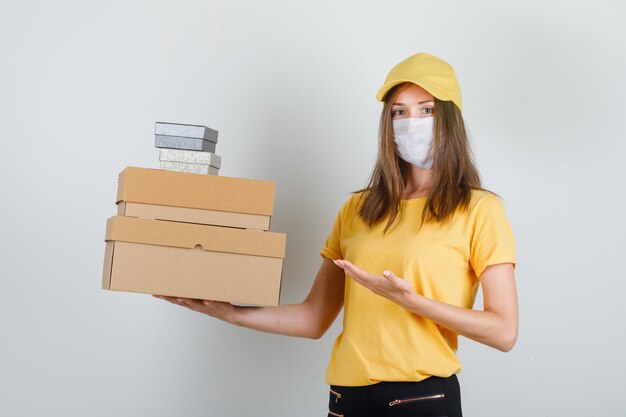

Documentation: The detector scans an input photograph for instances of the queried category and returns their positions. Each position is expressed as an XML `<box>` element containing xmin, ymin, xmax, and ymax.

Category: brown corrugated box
<box><xmin>116</xmin><ymin>167</ymin><xmax>273</xmax><ymax>230</ymax></box>
<box><xmin>117</xmin><ymin>166</ymin><xmax>275</xmax><ymax>215</ymax></box>
<box><xmin>117</xmin><ymin>202</ymin><xmax>270</xmax><ymax>231</ymax></box>
<box><xmin>103</xmin><ymin>216</ymin><xmax>285</xmax><ymax>306</ymax></box>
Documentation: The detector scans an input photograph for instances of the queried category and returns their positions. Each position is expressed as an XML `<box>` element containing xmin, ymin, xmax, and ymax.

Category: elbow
<box><xmin>497</xmin><ymin>339</ymin><xmax>515</xmax><ymax>352</ymax></box>
<box><xmin>495</xmin><ymin>329</ymin><xmax>518</xmax><ymax>352</ymax></box>
<box><xmin>487</xmin><ymin>312</ymin><xmax>518</xmax><ymax>352</ymax></box>
<box><xmin>307</xmin><ymin>326</ymin><xmax>328</xmax><ymax>340</ymax></box>
<box><xmin>306</xmin><ymin>320</ymin><xmax>333</xmax><ymax>340</ymax></box>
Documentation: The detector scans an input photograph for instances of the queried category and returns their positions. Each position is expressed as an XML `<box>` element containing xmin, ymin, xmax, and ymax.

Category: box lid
<box><xmin>155</xmin><ymin>122</ymin><xmax>218</xmax><ymax>142</ymax></box>
<box><xmin>105</xmin><ymin>216</ymin><xmax>285</xmax><ymax>258</ymax></box>
<box><xmin>116</xmin><ymin>166</ymin><xmax>275</xmax><ymax>216</ymax></box>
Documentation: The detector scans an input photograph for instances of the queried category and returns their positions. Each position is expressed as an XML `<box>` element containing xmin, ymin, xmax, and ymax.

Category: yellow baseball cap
<box><xmin>376</xmin><ymin>52</ymin><xmax>463</xmax><ymax>111</ymax></box>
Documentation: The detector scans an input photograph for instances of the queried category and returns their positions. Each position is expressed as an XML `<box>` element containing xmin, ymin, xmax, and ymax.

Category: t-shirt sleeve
<box><xmin>320</xmin><ymin>197</ymin><xmax>351</xmax><ymax>261</ymax></box>
<box><xmin>469</xmin><ymin>194</ymin><xmax>516</xmax><ymax>278</ymax></box>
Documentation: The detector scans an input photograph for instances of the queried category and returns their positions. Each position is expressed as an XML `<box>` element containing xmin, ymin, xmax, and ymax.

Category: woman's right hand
<box><xmin>153</xmin><ymin>295</ymin><xmax>238</xmax><ymax>324</ymax></box>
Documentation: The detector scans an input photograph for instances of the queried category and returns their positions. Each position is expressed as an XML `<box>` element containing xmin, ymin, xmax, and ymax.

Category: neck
<box><xmin>403</xmin><ymin>165</ymin><xmax>433</xmax><ymax>199</ymax></box>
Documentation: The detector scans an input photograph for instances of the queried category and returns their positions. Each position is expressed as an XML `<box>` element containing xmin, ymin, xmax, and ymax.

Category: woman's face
<box><xmin>390</xmin><ymin>83</ymin><xmax>435</xmax><ymax>120</ymax></box>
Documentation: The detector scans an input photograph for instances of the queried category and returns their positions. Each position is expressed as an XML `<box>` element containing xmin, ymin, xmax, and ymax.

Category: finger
<box><xmin>336</xmin><ymin>259</ymin><xmax>358</xmax><ymax>274</ymax></box>
<box><xmin>343</xmin><ymin>262</ymin><xmax>378</xmax><ymax>282</ymax></box>
<box><xmin>334</xmin><ymin>260</ymin><xmax>366</xmax><ymax>281</ymax></box>
<box><xmin>347</xmin><ymin>272</ymin><xmax>366</xmax><ymax>286</ymax></box>
<box><xmin>175</xmin><ymin>297</ymin><xmax>199</xmax><ymax>303</ymax></box>
<box><xmin>164</xmin><ymin>299</ymin><xmax>187</xmax><ymax>308</ymax></box>
<box><xmin>334</xmin><ymin>260</ymin><xmax>381</xmax><ymax>290</ymax></box>
<box><xmin>333</xmin><ymin>259</ymin><xmax>362</xmax><ymax>275</ymax></box>
<box><xmin>169</xmin><ymin>298</ymin><xmax>189</xmax><ymax>306</ymax></box>
<box><xmin>176</xmin><ymin>297</ymin><xmax>201</xmax><ymax>308</ymax></box>
<box><xmin>385</xmin><ymin>270</ymin><xmax>413</xmax><ymax>294</ymax></box>
<box><xmin>346</xmin><ymin>268</ymin><xmax>380</xmax><ymax>291</ymax></box>
<box><xmin>333</xmin><ymin>259</ymin><xmax>346</xmax><ymax>270</ymax></box>
<box><xmin>160</xmin><ymin>296</ymin><xmax>197</xmax><ymax>308</ymax></box>
<box><xmin>184</xmin><ymin>298</ymin><xmax>207</xmax><ymax>308</ymax></box>
<box><xmin>158</xmin><ymin>295</ymin><xmax>179</xmax><ymax>303</ymax></box>
<box><xmin>337</xmin><ymin>259</ymin><xmax>354</xmax><ymax>269</ymax></box>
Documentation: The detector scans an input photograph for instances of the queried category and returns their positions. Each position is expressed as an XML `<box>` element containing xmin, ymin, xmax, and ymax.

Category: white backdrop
<box><xmin>1</xmin><ymin>1</ymin><xmax>625</xmax><ymax>416</ymax></box>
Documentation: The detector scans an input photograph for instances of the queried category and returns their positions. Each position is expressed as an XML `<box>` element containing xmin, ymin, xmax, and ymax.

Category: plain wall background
<box><xmin>1</xmin><ymin>1</ymin><xmax>624</xmax><ymax>415</ymax></box>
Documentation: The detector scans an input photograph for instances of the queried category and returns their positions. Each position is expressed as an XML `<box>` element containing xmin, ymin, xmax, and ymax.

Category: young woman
<box><xmin>156</xmin><ymin>52</ymin><xmax>518</xmax><ymax>417</ymax></box>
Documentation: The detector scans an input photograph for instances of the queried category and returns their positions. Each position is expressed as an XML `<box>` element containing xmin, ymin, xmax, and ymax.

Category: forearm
<box><xmin>403</xmin><ymin>293</ymin><xmax>517</xmax><ymax>351</ymax></box>
<box><xmin>333</xmin><ymin>260</ymin><xmax>518</xmax><ymax>351</ymax></box>
<box><xmin>158</xmin><ymin>259</ymin><xmax>345</xmax><ymax>339</ymax></box>
<box><xmin>230</xmin><ymin>301</ymin><xmax>329</xmax><ymax>339</ymax></box>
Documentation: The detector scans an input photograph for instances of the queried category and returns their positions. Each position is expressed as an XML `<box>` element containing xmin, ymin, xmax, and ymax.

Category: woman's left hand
<box><xmin>333</xmin><ymin>259</ymin><xmax>418</xmax><ymax>308</ymax></box>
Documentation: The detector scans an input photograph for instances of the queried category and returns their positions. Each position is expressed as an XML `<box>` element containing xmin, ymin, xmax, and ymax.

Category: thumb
<box><xmin>382</xmin><ymin>270</ymin><xmax>397</xmax><ymax>281</ymax></box>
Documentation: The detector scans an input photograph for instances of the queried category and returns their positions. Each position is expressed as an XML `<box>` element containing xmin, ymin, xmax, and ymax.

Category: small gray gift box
<box><xmin>155</xmin><ymin>135</ymin><xmax>217</xmax><ymax>152</ymax></box>
<box><xmin>154</xmin><ymin>122</ymin><xmax>219</xmax><ymax>152</ymax></box>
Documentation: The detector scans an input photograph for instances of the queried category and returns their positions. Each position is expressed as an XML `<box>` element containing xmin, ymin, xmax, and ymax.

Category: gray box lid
<box><xmin>155</xmin><ymin>122</ymin><xmax>218</xmax><ymax>142</ymax></box>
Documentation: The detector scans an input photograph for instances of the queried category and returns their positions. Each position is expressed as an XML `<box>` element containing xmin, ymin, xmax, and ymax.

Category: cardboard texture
<box><xmin>117</xmin><ymin>167</ymin><xmax>275</xmax><ymax>216</ymax></box>
<box><xmin>155</xmin><ymin>135</ymin><xmax>217</xmax><ymax>152</ymax></box>
<box><xmin>155</xmin><ymin>122</ymin><xmax>218</xmax><ymax>142</ymax></box>
<box><xmin>103</xmin><ymin>216</ymin><xmax>285</xmax><ymax>306</ymax></box>
<box><xmin>159</xmin><ymin>149</ymin><xmax>222</xmax><ymax>168</ymax></box>
<box><xmin>106</xmin><ymin>216</ymin><xmax>285</xmax><ymax>258</ymax></box>
<box><xmin>118</xmin><ymin>202</ymin><xmax>271</xmax><ymax>231</ymax></box>
<box><xmin>160</xmin><ymin>161</ymin><xmax>219</xmax><ymax>175</ymax></box>
<box><xmin>104</xmin><ymin>242</ymin><xmax>283</xmax><ymax>306</ymax></box>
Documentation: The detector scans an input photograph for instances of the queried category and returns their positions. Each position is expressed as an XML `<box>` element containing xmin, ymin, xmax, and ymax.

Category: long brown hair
<box><xmin>357</xmin><ymin>83</ymin><xmax>483</xmax><ymax>232</ymax></box>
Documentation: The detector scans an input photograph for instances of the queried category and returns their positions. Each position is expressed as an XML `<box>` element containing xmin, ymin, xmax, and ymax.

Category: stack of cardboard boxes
<box><xmin>102</xmin><ymin>123</ymin><xmax>286</xmax><ymax>306</ymax></box>
<box><xmin>155</xmin><ymin>122</ymin><xmax>222</xmax><ymax>175</ymax></box>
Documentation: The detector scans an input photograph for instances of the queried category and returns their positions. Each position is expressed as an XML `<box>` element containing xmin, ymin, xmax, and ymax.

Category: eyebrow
<box><xmin>392</xmin><ymin>100</ymin><xmax>434</xmax><ymax>106</ymax></box>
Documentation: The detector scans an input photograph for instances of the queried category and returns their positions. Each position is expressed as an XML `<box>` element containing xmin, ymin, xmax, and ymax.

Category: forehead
<box><xmin>392</xmin><ymin>83</ymin><xmax>434</xmax><ymax>104</ymax></box>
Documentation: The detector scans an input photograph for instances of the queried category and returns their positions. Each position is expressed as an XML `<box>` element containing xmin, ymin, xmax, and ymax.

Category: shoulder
<box><xmin>468</xmin><ymin>189</ymin><xmax>505</xmax><ymax>212</ymax></box>
<box><xmin>463</xmin><ymin>189</ymin><xmax>514</xmax><ymax>234</ymax></box>
<box><xmin>457</xmin><ymin>189</ymin><xmax>510</xmax><ymax>223</ymax></box>
<box><xmin>337</xmin><ymin>191</ymin><xmax>366</xmax><ymax>215</ymax></box>
<box><xmin>330</xmin><ymin>192</ymin><xmax>367</xmax><ymax>226</ymax></box>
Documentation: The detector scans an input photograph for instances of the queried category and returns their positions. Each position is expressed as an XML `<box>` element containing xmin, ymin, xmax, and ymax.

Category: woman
<box><xmin>157</xmin><ymin>52</ymin><xmax>518</xmax><ymax>417</ymax></box>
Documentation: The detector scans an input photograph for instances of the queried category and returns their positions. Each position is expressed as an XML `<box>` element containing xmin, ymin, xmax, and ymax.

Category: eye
<box><xmin>391</xmin><ymin>108</ymin><xmax>405</xmax><ymax>117</ymax></box>
<box><xmin>422</xmin><ymin>107</ymin><xmax>434</xmax><ymax>115</ymax></box>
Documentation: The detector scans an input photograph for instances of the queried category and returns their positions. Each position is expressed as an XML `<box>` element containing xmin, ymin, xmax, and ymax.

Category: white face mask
<box><xmin>392</xmin><ymin>117</ymin><xmax>435</xmax><ymax>169</ymax></box>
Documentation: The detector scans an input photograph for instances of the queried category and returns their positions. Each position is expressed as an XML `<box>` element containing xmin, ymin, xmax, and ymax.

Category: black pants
<box><xmin>327</xmin><ymin>375</ymin><xmax>462</xmax><ymax>417</ymax></box>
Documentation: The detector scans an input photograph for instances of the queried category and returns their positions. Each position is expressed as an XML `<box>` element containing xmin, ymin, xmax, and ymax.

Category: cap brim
<box><xmin>376</xmin><ymin>79</ymin><xmax>458</xmax><ymax>110</ymax></box>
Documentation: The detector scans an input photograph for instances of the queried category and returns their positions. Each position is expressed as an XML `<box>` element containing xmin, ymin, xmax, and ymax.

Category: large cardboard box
<box><xmin>102</xmin><ymin>216</ymin><xmax>285</xmax><ymax>306</ymax></box>
<box><xmin>116</xmin><ymin>167</ymin><xmax>273</xmax><ymax>229</ymax></box>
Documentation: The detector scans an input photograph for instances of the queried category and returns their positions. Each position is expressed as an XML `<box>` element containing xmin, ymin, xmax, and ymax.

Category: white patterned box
<box><xmin>160</xmin><ymin>161</ymin><xmax>219</xmax><ymax>175</ymax></box>
<box><xmin>159</xmin><ymin>149</ymin><xmax>221</xmax><ymax>168</ymax></box>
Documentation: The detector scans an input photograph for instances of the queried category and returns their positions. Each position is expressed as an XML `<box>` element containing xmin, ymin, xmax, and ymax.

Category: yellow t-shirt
<box><xmin>320</xmin><ymin>189</ymin><xmax>516</xmax><ymax>386</ymax></box>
